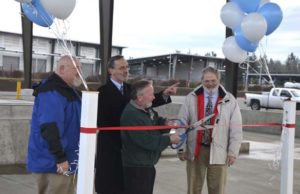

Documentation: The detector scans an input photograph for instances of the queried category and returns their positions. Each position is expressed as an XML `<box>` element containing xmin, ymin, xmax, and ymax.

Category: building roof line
<box><xmin>0</xmin><ymin>30</ymin><xmax>126</xmax><ymax>49</ymax></box>
<box><xmin>1</xmin><ymin>48</ymin><xmax>101</xmax><ymax>60</ymax></box>
<box><xmin>127</xmin><ymin>53</ymin><xmax>224</xmax><ymax>61</ymax></box>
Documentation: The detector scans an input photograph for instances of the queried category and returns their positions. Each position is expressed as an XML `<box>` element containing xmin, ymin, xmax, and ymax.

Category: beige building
<box><xmin>128</xmin><ymin>53</ymin><xmax>225</xmax><ymax>83</ymax></box>
<box><xmin>0</xmin><ymin>31</ymin><xmax>125</xmax><ymax>78</ymax></box>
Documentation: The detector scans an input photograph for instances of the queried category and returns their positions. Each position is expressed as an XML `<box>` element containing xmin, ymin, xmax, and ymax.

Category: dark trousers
<box><xmin>123</xmin><ymin>166</ymin><xmax>156</xmax><ymax>194</ymax></box>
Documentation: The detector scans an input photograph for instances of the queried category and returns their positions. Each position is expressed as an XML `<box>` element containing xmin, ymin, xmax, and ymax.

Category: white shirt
<box><xmin>110</xmin><ymin>78</ymin><xmax>123</xmax><ymax>91</ymax></box>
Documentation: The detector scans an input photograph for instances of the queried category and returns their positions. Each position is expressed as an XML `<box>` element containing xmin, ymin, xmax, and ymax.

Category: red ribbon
<box><xmin>80</xmin><ymin>122</ymin><xmax>296</xmax><ymax>134</ymax></box>
<box><xmin>243</xmin><ymin>123</ymin><xmax>296</xmax><ymax>128</ymax></box>
<box><xmin>284</xmin><ymin>124</ymin><xmax>297</xmax><ymax>128</ymax></box>
<box><xmin>80</xmin><ymin>125</ymin><xmax>187</xmax><ymax>134</ymax></box>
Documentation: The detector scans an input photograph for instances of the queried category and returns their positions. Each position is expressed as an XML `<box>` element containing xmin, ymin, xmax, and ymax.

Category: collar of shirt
<box><xmin>110</xmin><ymin>78</ymin><xmax>123</xmax><ymax>91</ymax></box>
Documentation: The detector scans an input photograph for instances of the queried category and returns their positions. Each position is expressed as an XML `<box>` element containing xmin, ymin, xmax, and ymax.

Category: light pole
<box><xmin>259</xmin><ymin>62</ymin><xmax>262</xmax><ymax>85</ymax></box>
<box><xmin>168</xmin><ymin>54</ymin><xmax>172</xmax><ymax>80</ymax></box>
<box><xmin>245</xmin><ymin>62</ymin><xmax>249</xmax><ymax>91</ymax></box>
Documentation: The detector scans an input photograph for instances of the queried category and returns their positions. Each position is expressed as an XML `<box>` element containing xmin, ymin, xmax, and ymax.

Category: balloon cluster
<box><xmin>220</xmin><ymin>0</ymin><xmax>283</xmax><ymax>63</ymax></box>
<box><xmin>15</xmin><ymin>0</ymin><xmax>76</xmax><ymax>27</ymax></box>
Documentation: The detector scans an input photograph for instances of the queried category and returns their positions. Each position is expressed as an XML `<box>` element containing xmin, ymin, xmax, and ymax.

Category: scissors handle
<box><xmin>171</xmin><ymin>133</ymin><xmax>186</xmax><ymax>149</ymax></box>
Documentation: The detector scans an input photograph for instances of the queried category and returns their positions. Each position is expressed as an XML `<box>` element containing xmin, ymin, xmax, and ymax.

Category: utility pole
<box><xmin>21</xmin><ymin>5</ymin><xmax>33</xmax><ymax>88</ymax></box>
<box><xmin>168</xmin><ymin>54</ymin><xmax>172</xmax><ymax>80</ymax></box>
<box><xmin>99</xmin><ymin>0</ymin><xmax>114</xmax><ymax>85</ymax></box>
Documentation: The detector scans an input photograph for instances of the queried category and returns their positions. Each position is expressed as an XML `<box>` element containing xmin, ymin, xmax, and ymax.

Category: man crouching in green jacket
<box><xmin>120</xmin><ymin>80</ymin><xmax>180</xmax><ymax>194</ymax></box>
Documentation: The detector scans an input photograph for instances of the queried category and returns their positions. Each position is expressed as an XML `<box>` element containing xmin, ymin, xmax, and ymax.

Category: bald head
<box><xmin>55</xmin><ymin>55</ymin><xmax>83</xmax><ymax>87</ymax></box>
<box><xmin>55</xmin><ymin>56</ymin><xmax>80</xmax><ymax>73</ymax></box>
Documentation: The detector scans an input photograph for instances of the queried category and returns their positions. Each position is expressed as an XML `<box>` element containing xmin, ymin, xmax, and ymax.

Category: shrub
<box><xmin>85</xmin><ymin>74</ymin><xmax>101</xmax><ymax>82</ymax></box>
<box><xmin>32</xmin><ymin>72</ymin><xmax>51</xmax><ymax>79</ymax></box>
<box><xmin>0</xmin><ymin>70</ymin><xmax>23</xmax><ymax>78</ymax></box>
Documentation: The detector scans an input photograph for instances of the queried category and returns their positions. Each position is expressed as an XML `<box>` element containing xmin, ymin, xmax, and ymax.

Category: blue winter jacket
<box><xmin>27</xmin><ymin>73</ymin><xmax>81</xmax><ymax>173</ymax></box>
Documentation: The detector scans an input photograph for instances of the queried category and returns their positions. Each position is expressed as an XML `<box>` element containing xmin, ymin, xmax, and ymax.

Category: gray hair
<box><xmin>107</xmin><ymin>55</ymin><xmax>125</xmax><ymax>69</ymax></box>
<box><xmin>55</xmin><ymin>55</ymin><xmax>79</xmax><ymax>73</ymax></box>
<box><xmin>131</xmin><ymin>80</ymin><xmax>152</xmax><ymax>100</ymax></box>
<box><xmin>200</xmin><ymin>66</ymin><xmax>220</xmax><ymax>81</ymax></box>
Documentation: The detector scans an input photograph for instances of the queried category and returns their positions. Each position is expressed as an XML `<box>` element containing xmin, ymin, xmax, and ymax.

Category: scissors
<box><xmin>171</xmin><ymin>113</ymin><xmax>215</xmax><ymax>149</ymax></box>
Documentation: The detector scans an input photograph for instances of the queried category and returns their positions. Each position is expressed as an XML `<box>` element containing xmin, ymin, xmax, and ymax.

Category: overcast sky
<box><xmin>0</xmin><ymin>0</ymin><xmax>299</xmax><ymax>63</ymax></box>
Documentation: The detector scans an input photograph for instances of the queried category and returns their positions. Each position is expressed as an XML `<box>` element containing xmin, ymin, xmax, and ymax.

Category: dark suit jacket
<box><xmin>94</xmin><ymin>79</ymin><xmax>171</xmax><ymax>193</ymax></box>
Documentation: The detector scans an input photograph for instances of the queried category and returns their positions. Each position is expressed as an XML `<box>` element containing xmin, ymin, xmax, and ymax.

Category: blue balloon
<box><xmin>22</xmin><ymin>0</ymin><xmax>54</xmax><ymax>27</ymax></box>
<box><xmin>234</xmin><ymin>26</ymin><xmax>258</xmax><ymax>52</ymax></box>
<box><xmin>231</xmin><ymin>0</ymin><xmax>261</xmax><ymax>13</ymax></box>
<box><xmin>258</xmin><ymin>3</ymin><xmax>283</xmax><ymax>35</ymax></box>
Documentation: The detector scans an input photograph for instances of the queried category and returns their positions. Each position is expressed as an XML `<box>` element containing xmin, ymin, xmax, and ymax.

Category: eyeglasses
<box><xmin>203</xmin><ymin>80</ymin><xmax>218</xmax><ymax>84</ymax></box>
<box><xmin>116</xmin><ymin>66</ymin><xmax>130</xmax><ymax>71</ymax></box>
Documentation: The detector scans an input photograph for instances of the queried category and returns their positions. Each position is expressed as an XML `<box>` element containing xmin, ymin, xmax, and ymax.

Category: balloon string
<box><xmin>47</xmin><ymin>18</ymin><xmax>89</xmax><ymax>90</ymax></box>
<box><xmin>21</xmin><ymin>2</ymin><xmax>87</xmax><ymax>90</ymax></box>
<box><xmin>258</xmin><ymin>41</ymin><xmax>275</xmax><ymax>88</ymax></box>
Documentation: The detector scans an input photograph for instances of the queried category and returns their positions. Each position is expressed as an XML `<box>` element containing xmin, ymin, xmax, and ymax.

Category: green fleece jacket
<box><xmin>120</xmin><ymin>101</ymin><xmax>171</xmax><ymax>167</ymax></box>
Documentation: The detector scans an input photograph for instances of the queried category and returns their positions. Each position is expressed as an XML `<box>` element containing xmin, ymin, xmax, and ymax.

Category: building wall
<box><xmin>190</xmin><ymin>61</ymin><xmax>205</xmax><ymax>82</ymax></box>
<box><xmin>175</xmin><ymin>62</ymin><xmax>190</xmax><ymax>80</ymax></box>
<box><xmin>0</xmin><ymin>31</ymin><xmax>123</xmax><ymax>78</ymax></box>
<box><xmin>32</xmin><ymin>37</ymin><xmax>52</xmax><ymax>72</ymax></box>
<box><xmin>157</xmin><ymin>64</ymin><xmax>169</xmax><ymax>80</ymax></box>
<box><xmin>111</xmin><ymin>48</ymin><xmax>121</xmax><ymax>57</ymax></box>
<box><xmin>0</xmin><ymin>33</ymin><xmax>23</xmax><ymax>71</ymax></box>
<box><xmin>128</xmin><ymin>56</ymin><xmax>224</xmax><ymax>82</ymax></box>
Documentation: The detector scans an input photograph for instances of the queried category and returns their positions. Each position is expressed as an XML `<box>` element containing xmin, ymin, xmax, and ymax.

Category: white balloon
<box><xmin>241</xmin><ymin>13</ymin><xmax>267</xmax><ymax>43</ymax></box>
<box><xmin>40</xmin><ymin>0</ymin><xmax>76</xmax><ymax>20</ymax></box>
<box><xmin>220</xmin><ymin>2</ymin><xmax>245</xmax><ymax>29</ymax></box>
<box><xmin>15</xmin><ymin>0</ymin><xmax>32</xmax><ymax>3</ymax></box>
<box><xmin>222</xmin><ymin>36</ymin><xmax>247</xmax><ymax>63</ymax></box>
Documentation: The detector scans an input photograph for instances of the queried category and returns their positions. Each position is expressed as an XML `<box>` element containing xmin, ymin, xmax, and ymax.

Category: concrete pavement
<box><xmin>1</xmin><ymin>93</ymin><xmax>300</xmax><ymax>193</ymax></box>
<box><xmin>155</xmin><ymin>131</ymin><xmax>300</xmax><ymax>194</ymax></box>
<box><xmin>1</xmin><ymin>131</ymin><xmax>300</xmax><ymax>194</ymax></box>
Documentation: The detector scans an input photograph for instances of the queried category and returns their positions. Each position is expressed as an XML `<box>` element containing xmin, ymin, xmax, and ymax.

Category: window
<box><xmin>81</xmin><ymin>63</ymin><xmax>94</xmax><ymax>78</ymax></box>
<box><xmin>32</xmin><ymin>58</ymin><xmax>47</xmax><ymax>73</ymax></box>
<box><xmin>291</xmin><ymin>90</ymin><xmax>300</xmax><ymax>97</ymax></box>
<box><xmin>3</xmin><ymin>56</ymin><xmax>19</xmax><ymax>71</ymax></box>
<box><xmin>280</xmin><ymin>90</ymin><xmax>291</xmax><ymax>98</ymax></box>
<box><xmin>272</xmin><ymin>89</ymin><xmax>279</xmax><ymax>96</ymax></box>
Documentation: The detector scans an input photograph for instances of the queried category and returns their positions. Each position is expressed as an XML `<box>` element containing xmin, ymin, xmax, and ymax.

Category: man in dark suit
<box><xmin>95</xmin><ymin>55</ymin><xmax>178</xmax><ymax>194</ymax></box>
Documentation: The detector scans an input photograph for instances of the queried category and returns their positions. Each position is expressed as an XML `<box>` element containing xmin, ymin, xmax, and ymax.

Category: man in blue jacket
<box><xmin>27</xmin><ymin>55</ymin><xmax>83</xmax><ymax>194</ymax></box>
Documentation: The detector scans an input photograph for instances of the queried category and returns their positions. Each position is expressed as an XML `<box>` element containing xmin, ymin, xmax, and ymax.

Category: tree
<box><xmin>286</xmin><ymin>52</ymin><xmax>299</xmax><ymax>73</ymax></box>
<box><xmin>204</xmin><ymin>51</ymin><xmax>217</xmax><ymax>57</ymax></box>
<box><xmin>268</xmin><ymin>59</ymin><xmax>283</xmax><ymax>73</ymax></box>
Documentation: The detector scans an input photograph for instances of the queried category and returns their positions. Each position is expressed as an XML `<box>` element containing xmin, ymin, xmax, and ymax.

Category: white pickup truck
<box><xmin>245</xmin><ymin>88</ymin><xmax>300</xmax><ymax>110</ymax></box>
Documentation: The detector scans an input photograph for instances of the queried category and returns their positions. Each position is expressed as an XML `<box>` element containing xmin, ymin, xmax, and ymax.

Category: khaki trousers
<box><xmin>186</xmin><ymin>146</ymin><xmax>227</xmax><ymax>194</ymax></box>
<box><xmin>33</xmin><ymin>173</ymin><xmax>76</xmax><ymax>194</ymax></box>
